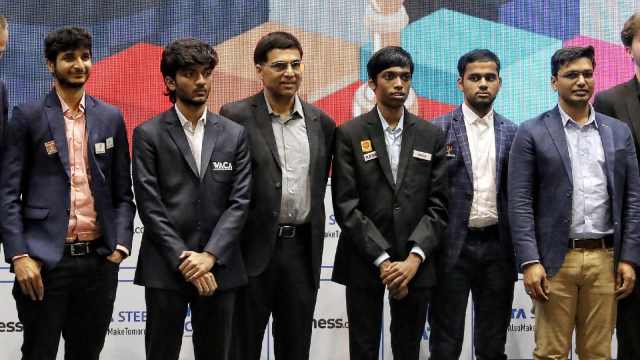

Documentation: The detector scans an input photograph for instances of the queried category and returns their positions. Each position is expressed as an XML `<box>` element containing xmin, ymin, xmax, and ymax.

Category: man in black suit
<box><xmin>132</xmin><ymin>38</ymin><xmax>251</xmax><ymax>360</ymax></box>
<box><xmin>593</xmin><ymin>12</ymin><xmax>640</xmax><ymax>360</ymax></box>
<box><xmin>331</xmin><ymin>46</ymin><xmax>448</xmax><ymax>360</ymax></box>
<box><xmin>219</xmin><ymin>31</ymin><xmax>335</xmax><ymax>360</ymax></box>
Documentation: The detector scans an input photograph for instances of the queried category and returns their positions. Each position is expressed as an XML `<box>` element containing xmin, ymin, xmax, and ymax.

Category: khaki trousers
<box><xmin>533</xmin><ymin>248</ymin><xmax>617</xmax><ymax>360</ymax></box>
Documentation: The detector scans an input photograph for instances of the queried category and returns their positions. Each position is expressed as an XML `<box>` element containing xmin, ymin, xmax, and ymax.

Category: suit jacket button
<box><xmin>275</xmin><ymin>182</ymin><xmax>281</xmax><ymax>188</ymax></box>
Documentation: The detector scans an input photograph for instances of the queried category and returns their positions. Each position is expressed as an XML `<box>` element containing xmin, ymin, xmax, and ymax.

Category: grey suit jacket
<box><xmin>508</xmin><ymin>106</ymin><xmax>640</xmax><ymax>276</ymax></box>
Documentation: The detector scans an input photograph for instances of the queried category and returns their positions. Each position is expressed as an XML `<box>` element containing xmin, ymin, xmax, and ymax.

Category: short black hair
<box><xmin>253</xmin><ymin>31</ymin><xmax>303</xmax><ymax>65</ymax></box>
<box><xmin>160</xmin><ymin>38</ymin><xmax>218</xmax><ymax>103</ymax></box>
<box><xmin>457</xmin><ymin>49</ymin><xmax>501</xmax><ymax>77</ymax></box>
<box><xmin>551</xmin><ymin>46</ymin><xmax>595</xmax><ymax>76</ymax></box>
<box><xmin>367</xmin><ymin>46</ymin><xmax>414</xmax><ymax>82</ymax></box>
<box><xmin>44</xmin><ymin>27</ymin><xmax>92</xmax><ymax>62</ymax></box>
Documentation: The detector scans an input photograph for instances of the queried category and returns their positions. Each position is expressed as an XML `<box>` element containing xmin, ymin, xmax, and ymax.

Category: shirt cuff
<box><xmin>373</xmin><ymin>252</ymin><xmax>391</xmax><ymax>267</ymax></box>
<box><xmin>12</xmin><ymin>254</ymin><xmax>29</xmax><ymax>262</ymax></box>
<box><xmin>410</xmin><ymin>246</ymin><xmax>425</xmax><ymax>262</ymax></box>
<box><xmin>520</xmin><ymin>260</ymin><xmax>540</xmax><ymax>269</ymax></box>
<box><xmin>116</xmin><ymin>245</ymin><xmax>130</xmax><ymax>256</ymax></box>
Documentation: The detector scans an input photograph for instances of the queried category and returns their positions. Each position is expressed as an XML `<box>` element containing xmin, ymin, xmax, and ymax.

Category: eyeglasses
<box><xmin>266</xmin><ymin>60</ymin><xmax>302</xmax><ymax>73</ymax></box>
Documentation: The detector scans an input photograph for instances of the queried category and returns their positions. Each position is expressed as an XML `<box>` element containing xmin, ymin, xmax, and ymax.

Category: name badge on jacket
<box><xmin>413</xmin><ymin>150</ymin><xmax>432</xmax><ymax>161</ymax></box>
<box><xmin>363</xmin><ymin>151</ymin><xmax>378</xmax><ymax>162</ymax></box>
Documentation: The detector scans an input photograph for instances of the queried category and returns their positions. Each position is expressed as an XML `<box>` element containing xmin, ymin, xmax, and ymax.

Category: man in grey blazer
<box><xmin>509</xmin><ymin>46</ymin><xmax>640</xmax><ymax>359</ymax></box>
<box><xmin>132</xmin><ymin>38</ymin><xmax>251</xmax><ymax>360</ymax></box>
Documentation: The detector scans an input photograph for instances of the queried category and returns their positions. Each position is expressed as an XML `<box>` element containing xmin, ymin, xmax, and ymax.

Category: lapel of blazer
<box><xmin>543</xmin><ymin>106</ymin><xmax>573</xmax><ymax>184</ymax></box>
<box><xmin>44</xmin><ymin>90</ymin><xmax>70</xmax><ymax>179</ymax></box>
<box><xmin>493</xmin><ymin>112</ymin><xmax>506</xmax><ymax>192</ymax></box>
<box><xmin>84</xmin><ymin>95</ymin><xmax>106</xmax><ymax>181</ymax></box>
<box><xmin>596</xmin><ymin>115</ymin><xmax>616</xmax><ymax>198</ymax></box>
<box><xmin>301</xmin><ymin>100</ymin><xmax>320</xmax><ymax>187</ymax></box>
<box><xmin>451</xmin><ymin>107</ymin><xmax>473</xmax><ymax>185</ymax></box>
<box><xmin>253</xmin><ymin>93</ymin><xmax>282</xmax><ymax>169</ymax></box>
<box><xmin>394</xmin><ymin>109</ymin><xmax>416</xmax><ymax>193</ymax></box>
<box><xmin>164</xmin><ymin>108</ymin><xmax>199</xmax><ymax>178</ymax></box>
<box><xmin>199</xmin><ymin>112</ymin><xmax>221</xmax><ymax>180</ymax></box>
<box><xmin>366</xmin><ymin>108</ymin><xmax>395</xmax><ymax>189</ymax></box>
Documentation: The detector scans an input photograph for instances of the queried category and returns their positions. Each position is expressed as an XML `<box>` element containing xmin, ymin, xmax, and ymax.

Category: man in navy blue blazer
<box><xmin>509</xmin><ymin>46</ymin><xmax>640</xmax><ymax>359</ymax></box>
<box><xmin>429</xmin><ymin>49</ymin><xmax>517</xmax><ymax>360</ymax></box>
<box><xmin>0</xmin><ymin>27</ymin><xmax>135</xmax><ymax>360</ymax></box>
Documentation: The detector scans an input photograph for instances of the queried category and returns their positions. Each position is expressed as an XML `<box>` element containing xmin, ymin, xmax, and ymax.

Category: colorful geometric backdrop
<box><xmin>0</xmin><ymin>1</ymin><xmax>638</xmax><ymax>359</ymax></box>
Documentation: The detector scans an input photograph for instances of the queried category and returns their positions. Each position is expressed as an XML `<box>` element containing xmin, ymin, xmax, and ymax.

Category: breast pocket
<box><xmin>209</xmin><ymin>152</ymin><xmax>234</xmax><ymax>183</ymax></box>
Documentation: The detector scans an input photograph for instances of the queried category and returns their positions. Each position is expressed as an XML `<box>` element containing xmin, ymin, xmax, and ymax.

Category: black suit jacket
<box><xmin>594</xmin><ymin>77</ymin><xmax>640</xmax><ymax>165</ymax></box>
<box><xmin>331</xmin><ymin>108</ymin><xmax>448</xmax><ymax>289</ymax></box>
<box><xmin>132</xmin><ymin>108</ymin><xmax>251</xmax><ymax>291</ymax></box>
<box><xmin>219</xmin><ymin>92</ymin><xmax>335</xmax><ymax>289</ymax></box>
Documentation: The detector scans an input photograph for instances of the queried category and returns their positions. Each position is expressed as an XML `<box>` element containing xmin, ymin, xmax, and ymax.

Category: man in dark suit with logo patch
<box><xmin>332</xmin><ymin>46</ymin><xmax>448</xmax><ymax>360</ymax></box>
<box><xmin>132</xmin><ymin>38</ymin><xmax>251</xmax><ymax>360</ymax></box>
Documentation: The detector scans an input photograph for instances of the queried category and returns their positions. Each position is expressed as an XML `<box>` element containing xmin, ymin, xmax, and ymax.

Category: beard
<box><xmin>53</xmin><ymin>68</ymin><xmax>88</xmax><ymax>89</ymax></box>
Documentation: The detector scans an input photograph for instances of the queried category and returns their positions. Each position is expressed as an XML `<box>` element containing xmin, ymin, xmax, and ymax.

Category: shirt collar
<box><xmin>377</xmin><ymin>106</ymin><xmax>404</xmax><ymax>134</ymax></box>
<box><xmin>264</xmin><ymin>93</ymin><xmax>304</xmax><ymax>120</ymax></box>
<box><xmin>461</xmin><ymin>102</ymin><xmax>493</xmax><ymax>127</ymax></box>
<box><xmin>57</xmin><ymin>90</ymin><xmax>86</xmax><ymax>115</ymax></box>
<box><xmin>175</xmin><ymin>104</ymin><xmax>207</xmax><ymax>129</ymax></box>
<box><xmin>558</xmin><ymin>103</ymin><xmax>597</xmax><ymax>129</ymax></box>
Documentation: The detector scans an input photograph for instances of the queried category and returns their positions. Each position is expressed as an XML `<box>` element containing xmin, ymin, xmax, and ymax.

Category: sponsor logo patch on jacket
<box><xmin>212</xmin><ymin>161</ymin><xmax>233</xmax><ymax>171</ymax></box>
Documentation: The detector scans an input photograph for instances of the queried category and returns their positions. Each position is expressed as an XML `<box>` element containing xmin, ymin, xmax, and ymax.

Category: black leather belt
<box><xmin>468</xmin><ymin>224</ymin><xmax>498</xmax><ymax>233</ymax></box>
<box><xmin>277</xmin><ymin>224</ymin><xmax>308</xmax><ymax>239</ymax></box>
<box><xmin>568</xmin><ymin>236</ymin><xmax>613</xmax><ymax>249</ymax></box>
<box><xmin>63</xmin><ymin>241</ymin><xmax>98</xmax><ymax>256</ymax></box>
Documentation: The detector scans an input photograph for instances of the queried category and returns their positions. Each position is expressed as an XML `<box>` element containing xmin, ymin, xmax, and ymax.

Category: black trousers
<box><xmin>13</xmin><ymin>252</ymin><xmax>119</xmax><ymax>360</ymax></box>
<box><xmin>617</xmin><ymin>273</ymin><xmax>640</xmax><ymax>360</ymax></box>
<box><xmin>345</xmin><ymin>284</ymin><xmax>431</xmax><ymax>360</ymax></box>
<box><xmin>429</xmin><ymin>227</ymin><xmax>514</xmax><ymax>360</ymax></box>
<box><xmin>144</xmin><ymin>286</ymin><xmax>235</xmax><ymax>360</ymax></box>
<box><xmin>231</xmin><ymin>225</ymin><xmax>317</xmax><ymax>360</ymax></box>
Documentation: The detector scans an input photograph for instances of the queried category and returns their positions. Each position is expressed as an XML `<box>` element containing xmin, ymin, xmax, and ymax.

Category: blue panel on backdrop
<box><xmin>381</xmin><ymin>8</ymin><xmax>562</xmax><ymax>122</ymax></box>
<box><xmin>499</xmin><ymin>0</ymin><xmax>580</xmax><ymax>40</ymax></box>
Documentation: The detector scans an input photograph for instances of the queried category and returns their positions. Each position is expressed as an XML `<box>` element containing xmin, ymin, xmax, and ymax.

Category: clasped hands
<box><xmin>379</xmin><ymin>253</ymin><xmax>422</xmax><ymax>300</ymax></box>
<box><xmin>178</xmin><ymin>251</ymin><xmax>218</xmax><ymax>296</ymax></box>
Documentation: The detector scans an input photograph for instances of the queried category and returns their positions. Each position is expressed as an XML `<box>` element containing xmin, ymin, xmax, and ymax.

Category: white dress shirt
<box><xmin>462</xmin><ymin>102</ymin><xmax>498</xmax><ymax>228</ymax></box>
<box><xmin>175</xmin><ymin>105</ymin><xmax>207</xmax><ymax>175</ymax></box>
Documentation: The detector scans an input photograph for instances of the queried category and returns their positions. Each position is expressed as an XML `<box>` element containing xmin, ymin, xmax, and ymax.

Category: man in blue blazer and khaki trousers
<box><xmin>0</xmin><ymin>27</ymin><xmax>135</xmax><ymax>360</ymax></box>
<box><xmin>509</xmin><ymin>46</ymin><xmax>640</xmax><ymax>359</ymax></box>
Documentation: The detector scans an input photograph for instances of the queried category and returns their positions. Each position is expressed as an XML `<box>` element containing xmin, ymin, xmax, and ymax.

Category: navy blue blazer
<box><xmin>508</xmin><ymin>106</ymin><xmax>640</xmax><ymax>276</ymax></box>
<box><xmin>0</xmin><ymin>90</ymin><xmax>136</xmax><ymax>269</ymax></box>
<box><xmin>432</xmin><ymin>107</ymin><xmax>517</xmax><ymax>278</ymax></box>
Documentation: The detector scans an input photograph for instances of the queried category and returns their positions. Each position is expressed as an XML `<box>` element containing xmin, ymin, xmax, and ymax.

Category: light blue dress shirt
<box><xmin>559</xmin><ymin>105</ymin><xmax>613</xmax><ymax>239</ymax></box>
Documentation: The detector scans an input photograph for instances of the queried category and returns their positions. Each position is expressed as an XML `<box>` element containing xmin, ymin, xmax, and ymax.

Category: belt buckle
<box><xmin>69</xmin><ymin>242</ymin><xmax>89</xmax><ymax>256</ymax></box>
<box><xmin>571</xmin><ymin>238</ymin><xmax>578</xmax><ymax>249</ymax></box>
<box><xmin>278</xmin><ymin>225</ymin><xmax>296</xmax><ymax>238</ymax></box>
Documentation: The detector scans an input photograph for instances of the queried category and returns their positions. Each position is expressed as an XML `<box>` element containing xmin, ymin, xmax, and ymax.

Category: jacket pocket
<box><xmin>23</xmin><ymin>206</ymin><xmax>49</xmax><ymax>220</ymax></box>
